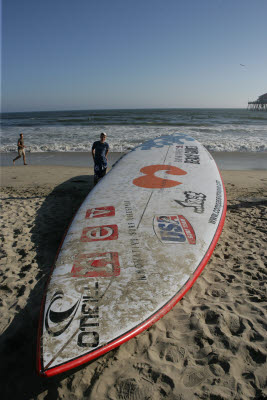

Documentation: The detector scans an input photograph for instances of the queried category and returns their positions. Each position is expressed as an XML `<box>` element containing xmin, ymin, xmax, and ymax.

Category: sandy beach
<box><xmin>0</xmin><ymin>165</ymin><xmax>266</xmax><ymax>399</ymax></box>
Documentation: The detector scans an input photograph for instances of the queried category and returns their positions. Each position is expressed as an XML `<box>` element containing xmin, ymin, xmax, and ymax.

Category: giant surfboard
<box><xmin>37</xmin><ymin>133</ymin><xmax>226</xmax><ymax>377</ymax></box>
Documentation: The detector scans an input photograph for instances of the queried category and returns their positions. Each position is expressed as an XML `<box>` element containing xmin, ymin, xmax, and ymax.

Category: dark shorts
<box><xmin>94</xmin><ymin>164</ymin><xmax>107</xmax><ymax>182</ymax></box>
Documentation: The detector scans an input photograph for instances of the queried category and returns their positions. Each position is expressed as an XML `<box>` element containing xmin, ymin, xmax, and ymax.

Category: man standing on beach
<box><xmin>13</xmin><ymin>133</ymin><xmax>27</xmax><ymax>165</ymax></box>
<box><xmin>92</xmin><ymin>132</ymin><xmax>109</xmax><ymax>185</ymax></box>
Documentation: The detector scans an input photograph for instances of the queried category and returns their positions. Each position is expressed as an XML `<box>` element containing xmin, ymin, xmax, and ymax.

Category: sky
<box><xmin>1</xmin><ymin>0</ymin><xmax>267</xmax><ymax>112</ymax></box>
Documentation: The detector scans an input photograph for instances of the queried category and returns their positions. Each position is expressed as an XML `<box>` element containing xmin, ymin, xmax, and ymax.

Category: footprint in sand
<box><xmin>226</xmin><ymin>313</ymin><xmax>246</xmax><ymax>336</ymax></box>
<box><xmin>133</xmin><ymin>363</ymin><xmax>175</xmax><ymax>396</ymax></box>
<box><xmin>246</xmin><ymin>345</ymin><xmax>266</xmax><ymax>365</ymax></box>
<box><xmin>165</xmin><ymin>345</ymin><xmax>186</xmax><ymax>363</ymax></box>
<box><xmin>205</xmin><ymin>285</ymin><xmax>227</xmax><ymax>298</ymax></box>
<box><xmin>115</xmin><ymin>378</ymin><xmax>151</xmax><ymax>400</ymax></box>
<box><xmin>114</xmin><ymin>366</ymin><xmax>175</xmax><ymax>400</ymax></box>
<box><xmin>182</xmin><ymin>367</ymin><xmax>208</xmax><ymax>387</ymax></box>
<box><xmin>157</xmin><ymin>341</ymin><xmax>186</xmax><ymax>363</ymax></box>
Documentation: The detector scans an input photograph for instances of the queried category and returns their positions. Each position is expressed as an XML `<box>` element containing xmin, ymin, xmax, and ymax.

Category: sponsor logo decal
<box><xmin>133</xmin><ymin>165</ymin><xmax>187</xmax><ymax>189</ymax></box>
<box><xmin>45</xmin><ymin>286</ymin><xmax>100</xmax><ymax>348</ymax></box>
<box><xmin>80</xmin><ymin>224</ymin><xmax>118</xmax><ymax>242</ymax></box>
<box><xmin>154</xmin><ymin>215</ymin><xmax>196</xmax><ymax>244</ymax></box>
<box><xmin>209</xmin><ymin>180</ymin><xmax>223</xmax><ymax>224</ymax></box>
<box><xmin>71</xmin><ymin>252</ymin><xmax>120</xmax><ymax>278</ymax></box>
<box><xmin>85</xmin><ymin>206</ymin><xmax>115</xmax><ymax>219</ymax></box>
<box><xmin>44</xmin><ymin>206</ymin><xmax>121</xmax><ymax>349</ymax></box>
<box><xmin>175</xmin><ymin>191</ymin><xmax>206</xmax><ymax>214</ymax></box>
<box><xmin>138</xmin><ymin>133</ymin><xmax>195</xmax><ymax>150</ymax></box>
<box><xmin>184</xmin><ymin>145</ymin><xmax>200</xmax><ymax>164</ymax></box>
<box><xmin>124</xmin><ymin>201</ymin><xmax>147</xmax><ymax>281</ymax></box>
<box><xmin>77</xmin><ymin>282</ymin><xmax>100</xmax><ymax>348</ymax></box>
<box><xmin>45</xmin><ymin>291</ymin><xmax>81</xmax><ymax>337</ymax></box>
<box><xmin>174</xmin><ymin>145</ymin><xmax>184</xmax><ymax>163</ymax></box>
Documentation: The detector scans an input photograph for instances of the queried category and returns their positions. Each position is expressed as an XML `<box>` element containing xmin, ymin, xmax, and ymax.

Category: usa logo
<box><xmin>154</xmin><ymin>215</ymin><xmax>196</xmax><ymax>244</ymax></box>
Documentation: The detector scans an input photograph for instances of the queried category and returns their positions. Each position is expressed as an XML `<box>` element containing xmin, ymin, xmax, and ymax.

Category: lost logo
<box><xmin>175</xmin><ymin>191</ymin><xmax>206</xmax><ymax>214</ymax></box>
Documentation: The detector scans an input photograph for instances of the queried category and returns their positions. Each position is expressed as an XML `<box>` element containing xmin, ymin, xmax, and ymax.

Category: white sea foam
<box><xmin>1</xmin><ymin>123</ymin><xmax>267</xmax><ymax>153</ymax></box>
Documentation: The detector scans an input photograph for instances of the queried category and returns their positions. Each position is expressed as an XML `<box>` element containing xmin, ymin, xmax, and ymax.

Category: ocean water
<box><xmin>1</xmin><ymin>108</ymin><xmax>267</xmax><ymax>153</ymax></box>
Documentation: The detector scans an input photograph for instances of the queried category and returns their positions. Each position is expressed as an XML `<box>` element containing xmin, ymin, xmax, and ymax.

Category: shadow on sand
<box><xmin>0</xmin><ymin>174</ymin><xmax>98</xmax><ymax>399</ymax></box>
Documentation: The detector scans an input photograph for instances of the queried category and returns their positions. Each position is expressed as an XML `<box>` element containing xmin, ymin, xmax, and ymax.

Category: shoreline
<box><xmin>0</xmin><ymin>167</ymin><xmax>266</xmax><ymax>399</ymax></box>
<box><xmin>1</xmin><ymin>151</ymin><xmax>267</xmax><ymax>170</ymax></box>
<box><xmin>1</xmin><ymin>166</ymin><xmax>267</xmax><ymax>194</ymax></box>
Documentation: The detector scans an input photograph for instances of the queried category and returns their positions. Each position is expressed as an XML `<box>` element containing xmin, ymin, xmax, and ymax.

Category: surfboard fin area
<box><xmin>37</xmin><ymin>133</ymin><xmax>226</xmax><ymax>377</ymax></box>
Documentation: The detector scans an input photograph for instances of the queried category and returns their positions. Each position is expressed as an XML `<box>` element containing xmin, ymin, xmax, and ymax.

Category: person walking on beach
<box><xmin>13</xmin><ymin>133</ymin><xmax>27</xmax><ymax>165</ymax></box>
<box><xmin>92</xmin><ymin>132</ymin><xmax>109</xmax><ymax>185</ymax></box>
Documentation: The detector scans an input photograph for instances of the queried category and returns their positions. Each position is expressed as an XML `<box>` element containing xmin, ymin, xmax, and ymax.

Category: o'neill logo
<box><xmin>45</xmin><ymin>290</ymin><xmax>81</xmax><ymax>337</ymax></box>
<box><xmin>154</xmin><ymin>215</ymin><xmax>196</xmax><ymax>244</ymax></box>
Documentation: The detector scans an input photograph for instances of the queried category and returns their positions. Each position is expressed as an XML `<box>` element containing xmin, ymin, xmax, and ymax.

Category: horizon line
<box><xmin>1</xmin><ymin>106</ymin><xmax>248</xmax><ymax>114</ymax></box>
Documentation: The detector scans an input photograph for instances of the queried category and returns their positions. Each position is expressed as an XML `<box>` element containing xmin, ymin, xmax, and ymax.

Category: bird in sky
<box><xmin>240</xmin><ymin>64</ymin><xmax>246</xmax><ymax>67</ymax></box>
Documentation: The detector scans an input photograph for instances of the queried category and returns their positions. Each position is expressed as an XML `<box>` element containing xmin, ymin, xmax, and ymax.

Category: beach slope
<box><xmin>0</xmin><ymin>166</ymin><xmax>266</xmax><ymax>399</ymax></box>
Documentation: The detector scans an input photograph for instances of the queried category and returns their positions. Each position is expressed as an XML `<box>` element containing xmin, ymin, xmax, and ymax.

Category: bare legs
<box><xmin>13</xmin><ymin>153</ymin><xmax>27</xmax><ymax>165</ymax></box>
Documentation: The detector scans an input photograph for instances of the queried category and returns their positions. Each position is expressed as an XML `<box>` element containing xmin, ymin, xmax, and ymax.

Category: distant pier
<box><xmin>248</xmin><ymin>93</ymin><xmax>267</xmax><ymax>111</ymax></box>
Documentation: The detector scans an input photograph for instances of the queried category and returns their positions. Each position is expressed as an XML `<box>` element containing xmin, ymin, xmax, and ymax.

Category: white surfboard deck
<box><xmin>37</xmin><ymin>133</ymin><xmax>226</xmax><ymax>377</ymax></box>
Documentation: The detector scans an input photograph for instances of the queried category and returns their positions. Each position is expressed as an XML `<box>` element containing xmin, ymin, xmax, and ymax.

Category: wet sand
<box><xmin>0</xmin><ymin>166</ymin><xmax>266</xmax><ymax>399</ymax></box>
<box><xmin>1</xmin><ymin>151</ymin><xmax>267</xmax><ymax>170</ymax></box>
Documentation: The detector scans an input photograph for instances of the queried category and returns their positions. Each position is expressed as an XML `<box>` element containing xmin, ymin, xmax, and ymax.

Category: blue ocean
<box><xmin>1</xmin><ymin>108</ymin><xmax>267</xmax><ymax>153</ymax></box>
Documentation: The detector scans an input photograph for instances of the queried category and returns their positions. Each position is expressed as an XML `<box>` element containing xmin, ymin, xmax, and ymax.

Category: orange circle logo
<box><xmin>133</xmin><ymin>165</ymin><xmax>187</xmax><ymax>189</ymax></box>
